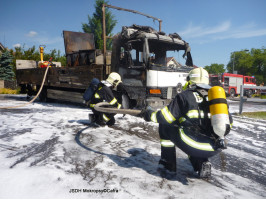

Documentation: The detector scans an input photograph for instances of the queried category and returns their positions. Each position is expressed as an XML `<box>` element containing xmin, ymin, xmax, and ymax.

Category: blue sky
<box><xmin>1</xmin><ymin>0</ymin><xmax>266</xmax><ymax>68</ymax></box>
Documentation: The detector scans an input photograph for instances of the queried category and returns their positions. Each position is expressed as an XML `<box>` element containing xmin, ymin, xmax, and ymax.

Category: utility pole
<box><xmin>102</xmin><ymin>5</ymin><xmax>106</xmax><ymax>79</ymax></box>
<box><xmin>232</xmin><ymin>52</ymin><xmax>235</xmax><ymax>74</ymax></box>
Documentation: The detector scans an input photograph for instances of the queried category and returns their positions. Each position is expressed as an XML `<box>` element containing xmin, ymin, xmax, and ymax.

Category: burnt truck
<box><xmin>16</xmin><ymin>25</ymin><xmax>194</xmax><ymax>108</ymax></box>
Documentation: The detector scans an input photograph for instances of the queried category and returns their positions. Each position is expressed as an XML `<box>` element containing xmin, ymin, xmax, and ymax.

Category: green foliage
<box><xmin>227</xmin><ymin>48</ymin><xmax>266</xmax><ymax>85</ymax></box>
<box><xmin>82</xmin><ymin>0</ymin><xmax>117</xmax><ymax>50</ymax></box>
<box><xmin>240</xmin><ymin>111</ymin><xmax>266</xmax><ymax>120</ymax></box>
<box><xmin>261</xmin><ymin>94</ymin><xmax>266</xmax><ymax>99</ymax></box>
<box><xmin>0</xmin><ymin>88</ymin><xmax>20</xmax><ymax>94</ymax></box>
<box><xmin>204</xmin><ymin>63</ymin><xmax>225</xmax><ymax>74</ymax></box>
<box><xmin>0</xmin><ymin>50</ymin><xmax>15</xmax><ymax>80</ymax></box>
<box><xmin>10</xmin><ymin>45</ymin><xmax>66</xmax><ymax>66</ymax></box>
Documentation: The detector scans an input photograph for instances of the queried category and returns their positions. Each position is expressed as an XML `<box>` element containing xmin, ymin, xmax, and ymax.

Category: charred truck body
<box><xmin>16</xmin><ymin>25</ymin><xmax>194</xmax><ymax>108</ymax></box>
<box><xmin>112</xmin><ymin>25</ymin><xmax>193</xmax><ymax>108</ymax></box>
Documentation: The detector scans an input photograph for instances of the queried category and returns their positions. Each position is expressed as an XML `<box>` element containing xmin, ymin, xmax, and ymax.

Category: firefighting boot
<box><xmin>92</xmin><ymin>115</ymin><xmax>106</xmax><ymax>126</ymax></box>
<box><xmin>95</xmin><ymin>120</ymin><xmax>106</xmax><ymax>126</ymax></box>
<box><xmin>106</xmin><ymin>117</ymin><xmax>115</xmax><ymax>126</ymax></box>
<box><xmin>198</xmin><ymin>161</ymin><xmax>212</xmax><ymax>178</ymax></box>
<box><xmin>158</xmin><ymin>159</ymin><xmax>177</xmax><ymax>172</ymax></box>
<box><xmin>88</xmin><ymin>114</ymin><xmax>96</xmax><ymax>123</ymax></box>
<box><xmin>158</xmin><ymin>145</ymin><xmax>177</xmax><ymax>172</ymax></box>
<box><xmin>189</xmin><ymin>156</ymin><xmax>211</xmax><ymax>178</ymax></box>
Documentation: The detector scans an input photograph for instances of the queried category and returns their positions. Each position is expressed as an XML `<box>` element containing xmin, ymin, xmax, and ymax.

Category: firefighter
<box><xmin>89</xmin><ymin>72</ymin><xmax>122</xmax><ymax>126</ymax></box>
<box><xmin>140</xmin><ymin>67</ymin><xmax>233</xmax><ymax>178</ymax></box>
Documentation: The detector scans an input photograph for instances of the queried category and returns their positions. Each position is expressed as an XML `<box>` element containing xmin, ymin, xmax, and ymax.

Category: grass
<box><xmin>0</xmin><ymin>88</ymin><xmax>20</xmax><ymax>94</ymax></box>
<box><xmin>240</xmin><ymin>111</ymin><xmax>266</xmax><ymax>120</ymax></box>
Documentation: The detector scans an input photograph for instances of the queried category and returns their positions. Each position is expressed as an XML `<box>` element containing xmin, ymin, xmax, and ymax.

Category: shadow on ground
<box><xmin>74</xmin><ymin>127</ymin><xmax>202</xmax><ymax>185</ymax></box>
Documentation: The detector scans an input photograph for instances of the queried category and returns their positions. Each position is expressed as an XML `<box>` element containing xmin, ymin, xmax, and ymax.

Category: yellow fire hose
<box><xmin>0</xmin><ymin>66</ymin><xmax>50</xmax><ymax>109</ymax></box>
<box><xmin>94</xmin><ymin>102</ymin><xmax>141</xmax><ymax>116</ymax></box>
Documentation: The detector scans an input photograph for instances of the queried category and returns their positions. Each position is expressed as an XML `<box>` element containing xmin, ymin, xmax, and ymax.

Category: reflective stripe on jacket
<box><xmin>89</xmin><ymin>83</ymin><xmax>121</xmax><ymax>109</ymax></box>
<box><xmin>148</xmin><ymin>87</ymin><xmax>233</xmax><ymax>138</ymax></box>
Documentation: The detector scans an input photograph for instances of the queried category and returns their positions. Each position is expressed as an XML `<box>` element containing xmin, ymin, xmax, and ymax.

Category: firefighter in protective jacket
<box><xmin>89</xmin><ymin>72</ymin><xmax>122</xmax><ymax>126</ymax></box>
<box><xmin>141</xmin><ymin>67</ymin><xmax>233</xmax><ymax>178</ymax></box>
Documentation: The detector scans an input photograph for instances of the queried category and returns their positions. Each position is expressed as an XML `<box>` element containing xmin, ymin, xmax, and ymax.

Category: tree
<box><xmin>0</xmin><ymin>50</ymin><xmax>15</xmax><ymax>80</ymax></box>
<box><xmin>250</xmin><ymin>48</ymin><xmax>266</xmax><ymax>84</ymax></box>
<box><xmin>204</xmin><ymin>63</ymin><xmax>225</xmax><ymax>74</ymax></box>
<box><xmin>82</xmin><ymin>0</ymin><xmax>117</xmax><ymax>50</ymax></box>
<box><xmin>226</xmin><ymin>48</ymin><xmax>266</xmax><ymax>85</ymax></box>
<box><xmin>227</xmin><ymin>50</ymin><xmax>252</xmax><ymax>75</ymax></box>
<box><xmin>10</xmin><ymin>45</ymin><xmax>66</xmax><ymax>66</ymax></box>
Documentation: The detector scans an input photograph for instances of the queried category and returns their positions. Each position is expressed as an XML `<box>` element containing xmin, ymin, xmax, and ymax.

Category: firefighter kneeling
<box><xmin>139</xmin><ymin>67</ymin><xmax>233</xmax><ymax>178</ymax></box>
<box><xmin>89</xmin><ymin>72</ymin><xmax>122</xmax><ymax>126</ymax></box>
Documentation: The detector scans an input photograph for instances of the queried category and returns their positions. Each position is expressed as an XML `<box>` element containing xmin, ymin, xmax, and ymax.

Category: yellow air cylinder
<box><xmin>208</xmin><ymin>86</ymin><xmax>229</xmax><ymax>139</ymax></box>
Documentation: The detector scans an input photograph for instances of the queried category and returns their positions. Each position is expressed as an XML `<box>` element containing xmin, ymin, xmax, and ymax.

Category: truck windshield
<box><xmin>149</xmin><ymin>50</ymin><xmax>181</xmax><ymax>69</ymax></box>
<box><xmin>148</xmin><ymin>39</ymin><xmax>184</xmax><ymax>69</ymax></box>
<box><xmin>251</xmin><ymin>78</ymin><xmax>256</xmax><ymax>83</ymax></box>
<box><xmin>129</xmin><ymin>39</ymin><xmax>185</xmax><ymax>69</ymax></box>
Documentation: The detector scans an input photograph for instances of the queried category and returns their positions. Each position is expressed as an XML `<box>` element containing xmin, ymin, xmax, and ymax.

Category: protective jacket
<box><xmin>145</xmin><ymin>85</ymin><xmax>233</xmax><ymax>158</ymax></box>
<box><xmin>90</xmin><ymin>82</ymin><xmax>121</xmax><ymax>123</ymax></box>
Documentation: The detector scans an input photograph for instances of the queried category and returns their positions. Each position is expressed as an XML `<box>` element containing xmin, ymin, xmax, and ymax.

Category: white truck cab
<box><xmin>111</xmin><ymin>25</ymin><xmax>194</xmax><ymax>108</ymax></box>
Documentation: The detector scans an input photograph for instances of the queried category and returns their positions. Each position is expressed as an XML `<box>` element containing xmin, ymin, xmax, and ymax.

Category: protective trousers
<box><xmin>159</xmin><ymin>124</ymin><xmax>177</xmax><ymax>172</ymax></box>
<box><xmin>92</xmin><ymin>109</ymin><xmax>115</xmax><ymax>126</ymax></box>
<box><xmin>158</xmin><ymin>124</ymin><xmax>220</xmax><ymax>172</ymax></box>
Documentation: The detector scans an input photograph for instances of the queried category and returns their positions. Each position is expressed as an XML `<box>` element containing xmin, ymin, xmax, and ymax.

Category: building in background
<box><xmin>166</xmin><ymin>57</ymin><xmax>182</xmax><ymax>68</ymax></box>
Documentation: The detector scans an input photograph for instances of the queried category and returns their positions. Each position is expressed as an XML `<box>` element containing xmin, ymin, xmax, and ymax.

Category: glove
<box><xmin>137</xmin><ymin>109</ymin><xmax>146</xmax><ymax>118</ymax></box>
<box><xmin>137</xmin><ymin>106</ymin><xmax>154</xmax><ymax>122</ymax></box>
<box><xmin>216</xmin><ymin>139</ymin><xmax>227</xmax><ymax>150</ymax></box>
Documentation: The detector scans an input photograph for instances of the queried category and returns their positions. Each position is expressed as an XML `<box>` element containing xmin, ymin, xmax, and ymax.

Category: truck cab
<box><xmin>111</xmin><ymin>25</ymin><xmax>194</xmax><ymax>108</ymax></box>
<box><xmin>209</xmin><ymin>73</ymin><xmax>256</xmax><ymax>98</ymax></box>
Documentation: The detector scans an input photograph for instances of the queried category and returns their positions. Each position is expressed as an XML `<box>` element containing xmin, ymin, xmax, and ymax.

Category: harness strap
<box><xmin>209</xmin><ymin>98</ymin><xmax>227</xmax><ymax>105</ymax></box>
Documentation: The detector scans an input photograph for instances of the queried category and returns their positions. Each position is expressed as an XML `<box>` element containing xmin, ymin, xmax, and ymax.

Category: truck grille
<box><xmin>161</xmin><ymin>87</ymin><xmax>177</xmax><ymax>99</ymax></box>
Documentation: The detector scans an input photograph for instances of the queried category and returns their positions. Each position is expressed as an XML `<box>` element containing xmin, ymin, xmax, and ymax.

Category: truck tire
<box><xmin>26</xmin><ymin>84</ymin><xmax>34</xmax><ymax>97</ymax></box>
<box><xmin>20</xmin><ymin>84</ymin><xmax>27</xmax><ymax>94</ymax></box>
<box><xmin>38</xmin><ymin>86</ymin><xmax>48</xmax><ymax>102</ymax></box>
<box><xmin>246</xmin><ymin>89</ymin><xmax>253</xmax><ymax>98</ymax></box>
<box><xmin>230</xmin><ymin>89</ymin><xmax>235</xmax><ymax>98</ymax></box>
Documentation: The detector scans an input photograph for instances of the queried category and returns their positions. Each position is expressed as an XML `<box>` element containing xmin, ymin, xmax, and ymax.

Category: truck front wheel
<box><xmin>20</xmin><ymin>84</ymin><xmax>27</xmax><ymax>94</ymax></box>
<box><xmin>246</xmin><ymin>89</ymin><xmax>253</xmax><ymax>98</ymax></box>
<box><xmin>230</xmin><ymin>89</ymin><xmax>236</xmax><ymax>98</ymax></box>
<box><xmin>38</xmin><ymin>86</ymin><xmax>48</xmax><ymax>102</ymax></box>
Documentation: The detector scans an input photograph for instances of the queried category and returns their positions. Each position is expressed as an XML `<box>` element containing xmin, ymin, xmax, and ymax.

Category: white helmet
<box><xmin>106</xmin><ymin>72</ymin><xmax>122</xmax><ymax>88</ymax></box>
<box><xmin>187</xmin><ymin>67</ymin><xmax>209</xmax><ymax>85</ymax></box>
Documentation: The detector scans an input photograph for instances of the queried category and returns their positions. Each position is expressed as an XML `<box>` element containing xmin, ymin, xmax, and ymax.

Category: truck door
<box><xmin>114</xmin><ymin>40</ymin><xmax>147</xmax><ymax>102</ymax></box>
<box><xmin>236</xmin><ymin>78</ymin><xmax>243</xmax><ymax>94</ymax></box>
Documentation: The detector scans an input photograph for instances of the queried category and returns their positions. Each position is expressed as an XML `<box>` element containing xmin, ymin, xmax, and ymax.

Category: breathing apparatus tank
<box><xmin>208</xmin><ymin>86</ymin><xmax>230</xmax><ymax>144</ymax></box>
